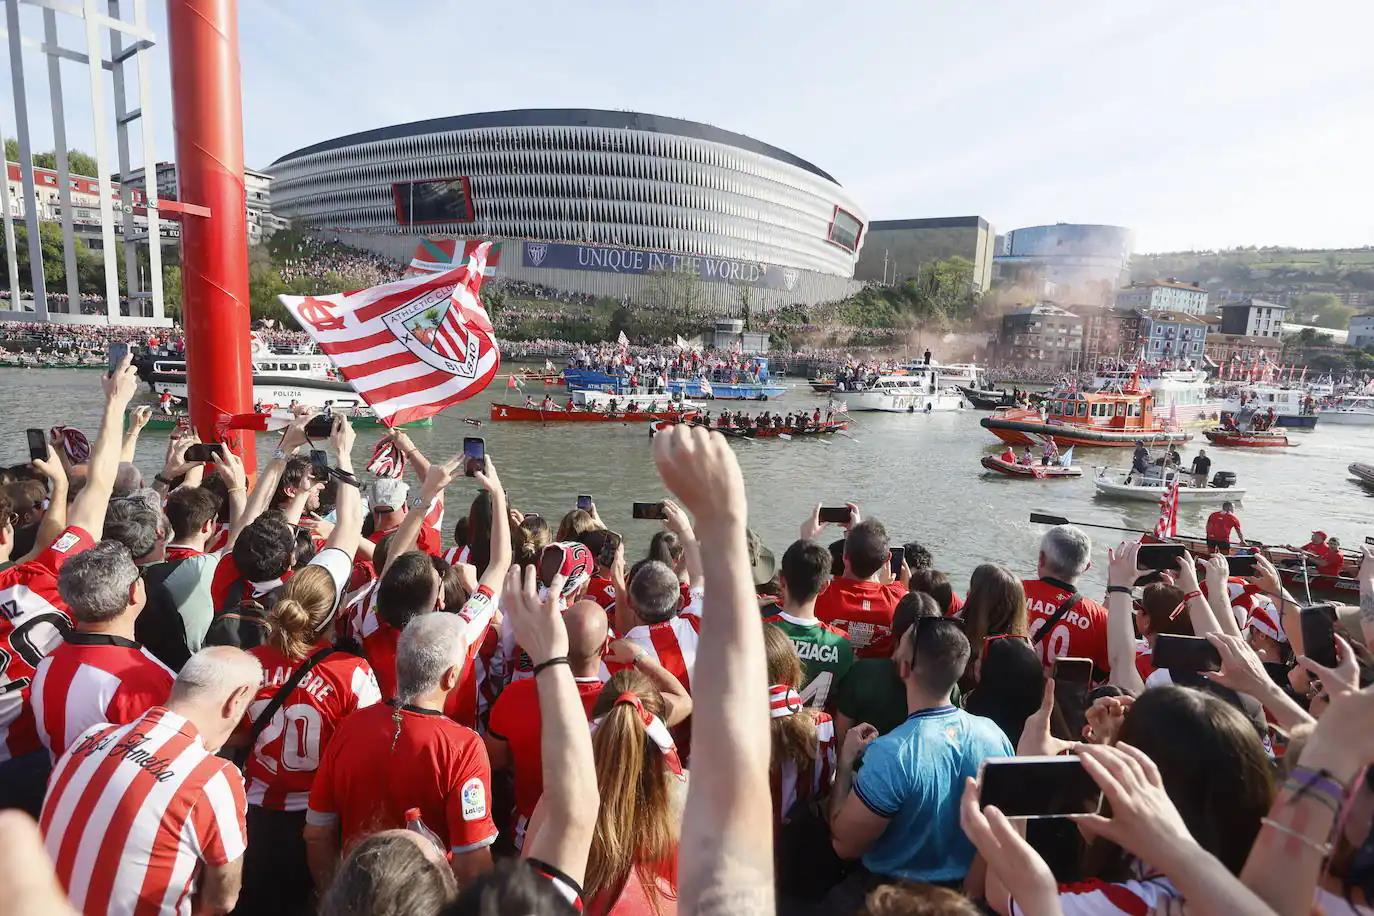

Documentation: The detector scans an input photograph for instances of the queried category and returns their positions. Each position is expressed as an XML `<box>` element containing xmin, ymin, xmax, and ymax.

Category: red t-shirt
<box><xmin>1317</xmin><ymin>545</ymin><xmax>1346</xmax><ymax>577</ymax></box>
<box><xmin>30</xmin><ymin>632</ymin><xmax>173</xmax><ymax>759</ymax></box>
<box><xmin>307</xmin><ymin>703</ymin><xmax>498</xmax><ymax>855</ymax></box>
<box><xmin>585</xmin><ymin>575</ymin><xmax>616</xmax><ymax>610</ymax></box>
<box><xmin>210</xmin><ymin>553</ymin><xmax>292</xmax><ymax>614</ymax></box>
<box><xmin>947</xmin><ymin>591</ymin><xmax>965</xmax><ymax>617</ymax></box>
<box><xmin>244</xmin><ymin>642</ymin><xmax>382</xmax><ymax>811</ymax></box>
<box><xmin>813</xmin><ymin>577</ymin><xmax>908</xmax><ymax>658</ymax></box>
<box><xmin>1205</xmin><ymin>511</ymin><xmax>1242</xmax><ymax>543</ymax></box>
<box><xmin>369</xmin><ymin>524</ymin><xmax>442</xmax><ymax>558</ymax></box>
<box><xmin>1021</xmin><ymin>578</ymin><xmax>1111</xmax><ymax>672</ymax></box>
<box><xmin>0</xmin><ymin>526</ymin><xmax>93</xmax><ymax>761</ymax></box>
<box><xmin>487</xmin><ymin>677</ymin><xmax>602</xmax><ymax>820</ymax></box>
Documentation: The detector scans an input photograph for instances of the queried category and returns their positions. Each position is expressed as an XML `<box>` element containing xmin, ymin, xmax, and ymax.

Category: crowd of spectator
<box><xmin>274</xmin><ymin>237</ymin><xmax>403</xmax><ymax>288</ymax></box>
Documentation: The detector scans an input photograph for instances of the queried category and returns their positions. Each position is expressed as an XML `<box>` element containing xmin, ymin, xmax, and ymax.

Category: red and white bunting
<box><xmin>280</xmin><ymin>243</ymin><xmax>501</xmax><ymax>428</ymax></box>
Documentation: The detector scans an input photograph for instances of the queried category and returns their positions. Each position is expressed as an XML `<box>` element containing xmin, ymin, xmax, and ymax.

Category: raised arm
<box><xmin>120</xmin><ymin>405</ymin><xmax>152</xmax><ymax>465</ymax></box>
<box><xmin>224</xmin><ymin>414</ymin><xmax>312</xmax><ymax>551</ymax></box>
<box><xmin>322</xmin><ymin>417</ymin><xmax>362</xmax><ymax>560</ymax></box>
<box><xmin>14</xmin><ymin>446</ymin><xmax>69</xmax><ymax>564</ymax></box>
<box><xmin>1106</xmin><ymin>541</ymin><xmax>1146</xmax><ymax>694</ymax></box>
<box><xmin>653</xmin><ymin>425</ymin><xmax>774</xmax><ymax>915</ymax></box>
<box><xmin>506</xmin><ymin>564</ymin><xmax>598</xmax><ymax>886</ymax></box>
<box><xmin>381</xmin><ymin>454</ymin><xmax>461</xmax><ymax>577</ymax></box>
<box><xmin>1173</xmin><ymin>553</ymin><xmax>1225</xmax><ymax>639</ymax></box>
<box><xmin>661</xmin><ymin>499</ymin><xmax>702</xmax><ymax>590</ymax></box>
<box><xmin>211</xmin><ymin>449</ymin><xmax>249</xmax><ymax>539</ymax></box>
<box><xmin>605</xmin><ymin>637</ymin><xmax>694</xmax><ymax>726</ymax></box>
<box><xmin>390</xmin><ymin>430</ymin><xmax>432</xmax><ymax>479</ymax></box>
<box><xmin>472</xmin><ymin>458</ymin><xmax>510</xmax><ymax>598</ymax></box>
<box><xmin>1201</xmin><ymin>554</ymin><xmax>1244</xmax><ymax>639</ymax></box>
<box><xmin>67</xmin><ymin>354</ymin><xmax>139</xmax><ymax>536</ymax></box>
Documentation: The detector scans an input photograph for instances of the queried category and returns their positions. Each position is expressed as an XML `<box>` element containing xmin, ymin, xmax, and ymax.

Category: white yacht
<box><xmin>847</xmin><ymin>366</ymin><xmax>969</xmax><ymax>413</ymax></box>
<box><xmin>1319</xmin><ymin>395</ymin><xmax>1374</xmax><ymax>426</ymax></box>
<box><xmin>142</xmin><ymin>352</ymin><xmax>358</xmax><ymax>410</ymax></box>
<box><xmin>1094</xmin><ymin>367</ymin><xmax>1221</xmax><ymax>423</ymax></box>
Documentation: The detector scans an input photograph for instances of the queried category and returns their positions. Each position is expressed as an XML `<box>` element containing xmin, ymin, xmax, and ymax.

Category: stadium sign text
<box><xmin>522</xmin><ymin>241</ymin><xmax>801</xmax><ymax>291</ymax></box>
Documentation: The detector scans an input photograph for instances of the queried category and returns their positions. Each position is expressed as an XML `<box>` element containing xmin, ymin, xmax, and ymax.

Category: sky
<box><xmin>2</xmin><ymin>0</ymin><xmax>1371</xmax><ymax>253</ymax></box>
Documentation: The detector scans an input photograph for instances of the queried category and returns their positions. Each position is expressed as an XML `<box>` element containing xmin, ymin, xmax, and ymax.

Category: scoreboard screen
<box><xmin>827</xmin><ymin>206</ymin><xmax>863</xmax><ymax>252</ymax></box>
<box><xmin>393</xmin><ymin>177</ymin><xmax>475</xmax><ymax>225</ymax></box>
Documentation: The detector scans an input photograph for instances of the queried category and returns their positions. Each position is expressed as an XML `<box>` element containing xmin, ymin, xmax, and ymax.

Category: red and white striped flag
<box><xmin>1154</xmin><ymin>479</ymin><xmax>1180</xmax><ymax>538</ymax></box>
<box><xmin>280</xmin><ymin>243</ymin><xmax>501</xmax><ymax>427</ymax></box>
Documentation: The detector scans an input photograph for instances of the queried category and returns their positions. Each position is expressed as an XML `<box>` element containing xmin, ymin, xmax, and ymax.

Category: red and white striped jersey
<box><xmin>0</xmin><ymin>526</ymin><xmax>93</xmax><ymax>762</ymax></box>
<box><xmin>40</xmin><ymin>706</ymin><xmax>248</xmax><ymax>916</ymax></box>
<box><xmin>243</xmin><ymin>643</ymin><xmax>382</xmax><ymax>811</ymax></box>
<box><xmin>31</xmin><ymin>632</ymin><xmax>174</xmax><ymax>759</ymax></box>
<box><xmin>771</xmin><ymin>713</ymin><xmax>836</xmax><ymax>824</ymax></box>
<box><xmin>608</xmin><ymin>588</ymin><xmax>704</xmax><ymax>693</ymax></box>
<box><xmin>1013</xmin><ymin>876</ymin><xmax>1181</xmax><ymax>915</ymax></box>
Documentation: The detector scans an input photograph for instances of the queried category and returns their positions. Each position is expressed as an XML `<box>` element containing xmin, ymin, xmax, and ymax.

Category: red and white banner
<box><xmin>280</xmin><ymin>243</ymin><xmax>501</xmax><ymax>427</ymax></box>
<box><xmin>1154</xmin><ymin>480</ymin><xmax>1180</xmax><ymax>538</ymax></box>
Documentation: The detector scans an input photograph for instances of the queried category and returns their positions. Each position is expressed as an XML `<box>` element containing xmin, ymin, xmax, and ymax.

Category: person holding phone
<box><xmin>828</xmin><ymin>615</ymin><xmax>1011</xmax><ymax>903</ymax></box>
<box><xmin>807</xmin><ymin>509</ymin><xmax>908</xmax><ymax>660</ymax></box>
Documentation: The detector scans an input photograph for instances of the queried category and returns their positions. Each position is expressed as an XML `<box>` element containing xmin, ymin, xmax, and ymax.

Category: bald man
<box><xmin>485</xmin><ymin>600</ymin><xmax>691</xmax><ymax>848</ymax></box>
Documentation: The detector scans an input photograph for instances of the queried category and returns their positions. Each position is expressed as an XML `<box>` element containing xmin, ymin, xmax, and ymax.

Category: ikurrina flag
<box><xmin>404</xmin><ymin>237</ymin><xmax>502</xmax><ymax>277</ymax></box>
<box><xmin>280</xmin><ymin>242</ymin><xmax>501</xmax><ymax>427</ymax></box>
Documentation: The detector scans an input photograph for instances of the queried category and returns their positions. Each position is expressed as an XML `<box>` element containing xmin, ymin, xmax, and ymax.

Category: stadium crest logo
<box><xmin>528</xmin><ymin>244</ymin><xmax>548</xmax><ymax>266</ymax></box>
<box><xmin>783</xmin><ymin>268</ymin><xmax>799</xmax><ymax>292</ymax></box>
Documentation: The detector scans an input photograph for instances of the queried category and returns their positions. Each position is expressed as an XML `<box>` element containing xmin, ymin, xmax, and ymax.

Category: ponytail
<box><xmin>266</xmin><ymin>564</ymin><xmax>338</xmax><ymax>661</ymax></box>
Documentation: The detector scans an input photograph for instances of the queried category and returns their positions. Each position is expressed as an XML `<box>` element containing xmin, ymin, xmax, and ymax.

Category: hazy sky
<box><xmin>3</xmin><ymin>0</ymin><xmax>1371</xmax><ymax>253</ymax></box>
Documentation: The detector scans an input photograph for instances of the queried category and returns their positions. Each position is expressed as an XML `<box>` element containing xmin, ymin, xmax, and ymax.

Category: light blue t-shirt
<box><xmin>853</xmin><ymin>704</ymin><xmax>1013</xmax><ymax>882</ymax></box>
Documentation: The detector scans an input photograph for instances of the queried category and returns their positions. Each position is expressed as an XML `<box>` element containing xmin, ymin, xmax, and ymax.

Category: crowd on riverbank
<box><xmin>0</xmin><ymin>361</ymin><xmax>1372</xmax><ymax>916</ymax></box>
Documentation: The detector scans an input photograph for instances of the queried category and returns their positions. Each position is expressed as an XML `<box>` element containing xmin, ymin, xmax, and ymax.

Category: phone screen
<box><xmin>577</xmin><ymin>495</ymin><xmax>593</xmax><ymax>511</ymax></box>
<box><xmin>1152</xmin><ymin>634</ymin><xmax>1222</xmax><ymax>673</ymax></box>
<box><xmin>107</xmin><ymin>342</ymin><xmax>129</xmax><ymax>374</ymax></box>
<box><xmin>184</xmin><ymin>443</ymin><xmax>222</xmax><ymax>463</ymax></box>
<box><xmin>26</xmin><ymin>429</ymin><xmax>46</xmax><ymax>462</ymax></box>
<box><xmin>1226</xmin><ymin>555</ymin><xmax>1259</xmax><ymax>577</ymax></box>
<box><xmin>889</xmin><ymin>547</ymin><xmax>905</xmax><ymax>576</ymax></box>
<box><xmin>1300</xmin><ymin>604</ymin><xmax>1338</xmax><ymax>669</ymax></box>
<box><xmin>818</xmin><ymin>506</ymin><xmax>853</xmax><ymax>525</ymax></box>
<box><xmin>537</xmin><ymin>544</ymin><xmax>566</xmax><ymax>587</ymax></box>
<box><xmin>310</xmin><ymin>449</ymin><xmax>330</xmax><ymax>479</ymax></box>
<box><xmin>1136</xmin><ymin>544</ymin><xmax>1186</xmax><ymax>572</ymax></box>
<box><xmin>632</xmin><ymin>501</ymin><xmax>666</xmax><ymax>520</ymax></box>
<box><xmin>462</xmin><ymin>437</ymin><xmax>485</xmax><ymax>478</ymax></box>
<box><xmin>979</xmin><ymin>756</ymin><xmax>1102</xmax><ymax>819</ymax></box>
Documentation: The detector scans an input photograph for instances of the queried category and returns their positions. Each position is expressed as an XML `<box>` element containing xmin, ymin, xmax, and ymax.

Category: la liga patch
<box><xmin>461</xmin><ymin>776</ymin><xmax>486</xmax><ymax>821</ymax></box>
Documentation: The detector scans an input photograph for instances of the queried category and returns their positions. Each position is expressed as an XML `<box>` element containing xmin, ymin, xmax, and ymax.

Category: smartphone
<box><xmin>632</xmin><ymin>501</ymin><xmax>666</xmax><ymax>520</ymax></box>
<box><xmin>818</xmin><ymin>505</ymin><xmax>853</xmax><ymax>525</ymax></box>
<box><xmin>587</xmin><ymin>530</ymin><xmax>622</xmax><ymax>569</ymax></box>
<box><xmin>889</xmin><ymin>546</ymin><xmax>905</xmax><ymax>577</ymax></box>
<box><xmin>537</xmin><ymin>543</ymin><xmax>568</xmax><ymax>587</ymax></box>
<box><xmin>309</xmin><ymin>449</ymin><xmax>330</xmax><ymax>480</ymax></box>
<box><xmin>1366</xmin><ymin>536</ymin><xmax>1374</xmax><ymax>547</ymax></box>
<box><xmin>462</xmin><ymin>437</ymin><xmax>485</xmax><ymax>478</ymax></box>
<box><xmin>184</xmin><ymin>443</ymin><xmax>222</xmax><ymax>463</ymax></box>
<box><xmin>1136</xmin><ymin>543</ymin><xmax>1187</xmax><ymax>572</ymax></box>
<box><xmin>978</xmin><ymin>756</ymin><xmax>1102</xmax><ymax>819</ymax></box>
<box><xmin>1053</xmin><ymin>657</ymin><xmax>1094</xmax><ymax>685</ymax></box>
<box><xmin>577</xmin><ymin>495</ymin><xmax>593</xmax><ymax>511</ymax></box>
<box><xmin>304</xmin><ymin>415</ymin><xmax>335</xmax><ymax>438</ymax></box>
<box><xmin>1052</xmin><ymin>660</ymin><xmax>1093</xmax><ymax>742</ymax></box>
<box><xmin>1152</xmin><ymin>634</ymin><xmax>1222</xmax><ymax>673</ymax></box>
<box><xmin>107</xmin><ymin>342</ymin><xmax>129</xmax><ymax>374</ymax></box>
<box><xmin>1226</xmin><ymin>554</ymin><xmax>1259</xmax><ymax>577</ymax></box>
<box><xmin>25</xmin><ymin>429</ymin><xmax>46</xmax><ymax>462</ymax></box>
<box><xmin>1300</xmin><ymin>603</ymin><xmax>1339</xmax><ymax>669</ymax></box>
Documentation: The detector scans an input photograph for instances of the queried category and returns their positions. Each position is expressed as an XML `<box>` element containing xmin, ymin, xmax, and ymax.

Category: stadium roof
<box><xmin>867</xmin><ymin>216</ymin><xmax>989</xmax><ymax>231</ymax></box>
<box><xmin>271</xmin><ymin>108</ymin><xmax>839</xmax><ymax>184</ymax></box>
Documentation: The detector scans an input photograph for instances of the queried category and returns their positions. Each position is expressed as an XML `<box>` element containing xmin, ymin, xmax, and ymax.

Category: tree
<box><xmin>4</xmin><ymin>138</ymin><xmax>98</xmax><ymax>176</ymax></box>
<box><xmin>1293</xmin><ymin>292</ymin><xmax>1354</xmax><ymax>329</ymax></box>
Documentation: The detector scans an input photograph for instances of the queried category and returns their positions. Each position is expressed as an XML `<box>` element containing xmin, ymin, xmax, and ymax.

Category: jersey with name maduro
<box><xmin>40</xmin><ymin>706</ymin><xmax>247</xmax><ymax>916</ymax></box>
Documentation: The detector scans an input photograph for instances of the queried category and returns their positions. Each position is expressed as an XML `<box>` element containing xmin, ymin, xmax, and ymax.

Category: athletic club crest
<box><xmin>782</xmin><ymin>268</ymin><xmax>800</xmax><ymax>292</ymax></box>
<box><xmin>384</xmin><ymin>284</ymin><xmax>488</xmax><ymax>378</ymax></box>
<box><xmin>527</xmin><ymin>243</ymin><xmax>548</xmax><ymax>266</ymax></box>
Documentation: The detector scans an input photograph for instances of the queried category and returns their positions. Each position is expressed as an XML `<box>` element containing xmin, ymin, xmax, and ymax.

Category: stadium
<box><xmin>269</xmin><ymin>109</ymin><xmax>867</xmax><ymax>311</ymax></box>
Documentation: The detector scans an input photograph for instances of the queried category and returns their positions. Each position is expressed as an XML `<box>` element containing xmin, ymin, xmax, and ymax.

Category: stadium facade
<box><xmin>270</xmin><ymin>109</ymin><xmax>867</xmax><ymax>311</ymax></box>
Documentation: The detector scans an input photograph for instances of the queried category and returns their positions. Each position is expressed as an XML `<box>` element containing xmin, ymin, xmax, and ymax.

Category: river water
<box><xmin>2</xmin><ymin>366</ymin><xmax>1370</xmax><ymax>593</ymax></box>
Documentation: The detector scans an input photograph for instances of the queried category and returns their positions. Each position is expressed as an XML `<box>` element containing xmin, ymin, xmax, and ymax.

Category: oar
<box><xmin>1028</xmin><ymin>512</ymin><xmax>1262</xmax><ymax>550</ymax></box>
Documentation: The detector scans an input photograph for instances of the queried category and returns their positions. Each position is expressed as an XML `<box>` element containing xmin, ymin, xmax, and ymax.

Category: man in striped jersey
<box><xmin>39</xmin><ymin>646</ymin><xmax>262</xmax><ymax>916</ymax></box>
<box><xmin>31</xmin><ymin>541</ymin><xmax>174</xmax><ymax>759</ymax></box>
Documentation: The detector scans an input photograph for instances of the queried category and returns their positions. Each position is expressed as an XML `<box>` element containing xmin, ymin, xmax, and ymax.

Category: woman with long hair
<box><xmin>1131</xmin><ymin>582</ymin><xmax>1193</xmax><ymax>682</ymax></box>
<box><xmin>957</xmin><ymin>564</ymin><xmax>1028</xmax><ymax>689</ymax></box>
<box><xmin>584</xmin><ymin>669</ymin><xmax>683</xmax><ymax>915</ymax></box>
<box><xmin>555</xmin><ymin>507</ymin><xmax>599</xmax><ymax>543</ymax></box>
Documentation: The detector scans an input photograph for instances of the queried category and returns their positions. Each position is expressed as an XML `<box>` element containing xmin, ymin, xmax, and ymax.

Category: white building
<box><xmin>1349</xmin><ymin>313</ymin><xmax>1374</xmax><ymax>349</ymax></box>
<box><xmin>1219</xmin><ymin>298</ymin><xmax>1286</xmax><ymax>339</ymax></box>
<box><xmin>1116</xmin><ymin>278</ymin><xmax>1208</xmax><ymax>316</ymax></box>
<box><xmin>121</xmin><ymin>162</ymin><xmax>287</xmax><ymax>244</ymax></box>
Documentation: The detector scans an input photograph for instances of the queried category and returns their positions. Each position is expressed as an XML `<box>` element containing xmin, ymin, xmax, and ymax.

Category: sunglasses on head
<box><xmin>980</xmin><ymin>632</ymin><xmax>1032</xmax><ymax>665</ymax></box>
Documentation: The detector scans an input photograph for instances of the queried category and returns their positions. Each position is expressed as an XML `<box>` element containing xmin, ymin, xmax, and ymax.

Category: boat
<box><xmin>138</xmin><ymin>352</ymin><xmax>355</xmax><ymax>410</ymax></box>
<box><xmin>1202</xmin><ymin>429</ymin><xmax>1290</xmax><ymax>448</ymax></box>
<box><xmin>667</xmin><ymin>377</ymin><xmax>789</xmax><ymax>400</ymax></box>
<box><xmin>981</xmin><ymin>376</ymin><xmax>1190</xmax><ymax>448</ymax></box>
<box><xmin>718</xmin><ymin>420</ymin><xmax>849</xmax><ymax>439</ymax></box>
<box><xmin>808</xmin><ymin>377</ymin><xmax>837</xmax><ymax>393</ymax></box>
<box><xmin>565</xmin><ymin>358</ymin><xmax>789</xmax><ymax>400</ymax></box>
<box><xmin>1092</xmin><ymin>467</ymin><xmax>1245</xmax><ymax>503</ymax></box>
<box><xmin>1351</xmin><ymin>463</ymin><xmax>1374</xmax><ymax>489</ymax></box>
<box><xmin>847</xmin><ymin>365</ymin><xmax>968</xmax><ymax>412</ymax></box>
<box><xmin>1095</xmin><ymin>366</ymin><xmax>1223</xmax><ymax>424</ymax></box>
<box><xmin>1219</xmin><ymin>386</ymin><xmax>1319</xmax><ymax>429</ymax></box>
<box><xmin>1164</xmin><ymin>535</ymin><xmax>1360</xmax><ymax>602</ymax></box>
<box><xmin>960</xmin><ymin>386</ymin><xmax>1019</xmax><ymax>410</ymax></box>
<box><xmin>1318</xmin><ymin>395</ymin><xmax>1374</xmax><ymax>426</ymax></box>
<box><xmin>980</xmin><ymin>454</ymin><xmax>1082</xmax><ymax>479</ymax></box>
<box><xmin>491</xmin><ymin>390</ymin><xmax>698</xmax><ymax>423</ymax></box>
<box><xmin>135</xmin><ymin>408</ymin><xmax>433</xmax><ymax>432</ymax></box>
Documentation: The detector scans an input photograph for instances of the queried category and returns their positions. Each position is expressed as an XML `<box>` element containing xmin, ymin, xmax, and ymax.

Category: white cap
<box><xmin>370</xmin><ymin>478</ymin><xmax>410</xmax><ymax>512</ymax></box>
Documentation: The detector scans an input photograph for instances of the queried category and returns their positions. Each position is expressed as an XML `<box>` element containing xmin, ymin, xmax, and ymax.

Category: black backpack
<box><xmin>204</xmin><ymin>578</ymin><xmax>278</xmax><ymax>651</ymax></box>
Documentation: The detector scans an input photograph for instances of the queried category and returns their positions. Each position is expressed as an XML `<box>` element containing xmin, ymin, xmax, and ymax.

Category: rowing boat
<box><xmin>648</xmin><ymin>419</ymin><xmax>849</xmax><ymax>439</ymax></box>
<box><xmin>980</xmin><ymin>455</ymin><xmax>1082</xmax><ymax>479</ymax></box>
<box><xmin>1202</xmin><ymin>429</ymin><xmax>1290</xmax><ymax>448</ymax></box>
<box><xmin>491</xmin><ymin>403</ymin><xmax>698</xmax><ymax>423</ymax></box>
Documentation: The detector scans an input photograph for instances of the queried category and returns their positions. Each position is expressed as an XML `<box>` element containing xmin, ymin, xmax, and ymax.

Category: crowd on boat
<box><xmin>700</xmin><ymin>407</ymin><xmax>841</xmax><ymax>431</ymax></box>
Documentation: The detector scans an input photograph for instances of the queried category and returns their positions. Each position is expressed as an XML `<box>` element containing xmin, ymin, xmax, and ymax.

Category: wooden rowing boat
<box><xmin>490</xmin><ymin>403</ymin><xmax>698</xmax><ymax>423</ymax></box>
<box><xmin>1202</xmin><ymin>429</ymin><xmax>1290</xmax><ymax>448</ymax></box>
<box><xmin>980</xmin><ymin>455</ymin><xmax>1082</xmax><ymax>478</ymax></box>
<box><xmin>1166</xmin><ymin>535</ymin><xmax>1360</xmax><ymax>601</ymax></box>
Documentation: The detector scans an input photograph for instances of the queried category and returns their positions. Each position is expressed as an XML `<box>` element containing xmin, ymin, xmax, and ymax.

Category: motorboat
<box><xmin>847</xmin><ymin>366</ymin><xmax>968</xmax><ymax>412</ymax></box>
<box><xmin>981</xmin><ymin>376</ymin><xmax>1190</xmax><ymax>448</ymax></box>
<box><xmin>1093</xmin><ymin>467</ymin><xmax>1245</xmax><ymax>503</ymax></box>
<box><xmin>140</xmin><ymin>352</ymin><xmax>355</xmax><ymax>410</ymax></box>
<box><xmin>1096</xmin><ymin>366</ymin><xmax>1223</xmax><ymax>424</ymax></box>
<box><xmin>980</xmin><ymin>454</ymin><xmax>1082</xmax><ymax>479</ymax></box>
<box><xmin>1219</xmin><ymin>386</ymin><xmax>1320</xmax><ymax>429</ymax></box>
<box><xmin>1319</xmin><ymin>395</ymin><xmax>1374</xmax><ymax>426</ymax></box>
<box><xmin>960</xmin><ymin>386</ymin><xmax>1019</xmax><ymax>410</ymax></box>
<box><xmin>1351</xmin><ymin>463</ymin><xmax>1374</xmax><ymax>489</ymax></box>
<box><xmin>1202</xmin><ymin>429</ymin><xmax>1290</xmax><ymax>448</ymax></box>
